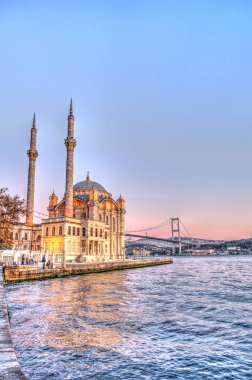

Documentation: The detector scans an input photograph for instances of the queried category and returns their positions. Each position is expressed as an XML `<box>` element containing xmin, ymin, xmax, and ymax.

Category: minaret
<box><xmin>64</xmin><ymin>98</ymin><xmax>77</xmax><ymax>218</ymax></box>
<box><xmin>25</xmin><ymin>113</ymin><xmax>38</xmax><ymax>226</ymax></box>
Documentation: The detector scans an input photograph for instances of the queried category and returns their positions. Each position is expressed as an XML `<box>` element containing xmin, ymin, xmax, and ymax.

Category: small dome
<box><xmin>74</xmin><ymin>180</ymin><xmax>107</xmax><ymax>192</ymax></box>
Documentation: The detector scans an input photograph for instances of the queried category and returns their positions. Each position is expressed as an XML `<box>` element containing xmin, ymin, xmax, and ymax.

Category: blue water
<box><xmin>5</xmin><ymin>256</ymin><xmax>252</xmax><ymax>379</ymax></box>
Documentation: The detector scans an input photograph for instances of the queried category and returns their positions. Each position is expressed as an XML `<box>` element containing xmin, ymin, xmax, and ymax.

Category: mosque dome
<box><xmin>73</xmin><ymin>172</ymin><xmax>107</xmax><ymax>192</ymax></box>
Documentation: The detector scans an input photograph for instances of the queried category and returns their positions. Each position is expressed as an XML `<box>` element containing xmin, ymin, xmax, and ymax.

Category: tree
<box><xmin>0</xmin><ymin>188</ymin><xmax>25</xmax><ymax>248</ymax></box>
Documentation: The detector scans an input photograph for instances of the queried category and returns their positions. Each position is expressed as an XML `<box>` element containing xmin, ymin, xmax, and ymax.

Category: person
<box><xmin>46</xmin><ymin>260</ymin><xmax>53</xmax><ymax>269</ymax></box>
<box><xmin>42</xmin><ymin>254</ymin><xmax>46</xmax><ymax>269</ymax></box>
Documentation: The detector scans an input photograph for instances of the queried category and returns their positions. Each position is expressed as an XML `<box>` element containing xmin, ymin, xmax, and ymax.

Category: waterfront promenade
<box><xmin>3</xmin><ymin>258</ymin><xmax>173</xmax><ymax>283</ymax></box>
<box><xmin>0</xmin><ymin>268</ymin><xmax>26</xmax><ymax>380</ymax></box>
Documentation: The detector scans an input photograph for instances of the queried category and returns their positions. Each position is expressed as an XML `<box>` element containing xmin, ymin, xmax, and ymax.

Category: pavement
<box><xmin>0</xmin><ymin>267</ymin><xmax>26</xmax><ymax>379</ymax></box>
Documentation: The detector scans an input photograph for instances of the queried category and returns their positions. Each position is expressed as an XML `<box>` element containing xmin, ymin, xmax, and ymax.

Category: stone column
<box><xmin>26</xmin><ymin>113</ymin><xmax>38</xmax><ymax>226</ymax></box>
<box><xmin>64</xmin><ymin>99</ymin><xmax>76</xmax><ymax>218</ymax></box>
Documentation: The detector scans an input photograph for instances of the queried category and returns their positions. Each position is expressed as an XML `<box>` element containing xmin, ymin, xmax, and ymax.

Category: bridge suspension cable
<box><xmin>34</xmin><ymin>210</ymin><xmax>48</xmax><ymax>218</ymax></box>
<box><xmin>126</xmin><ymin>218</ymin><xmax>172</xmax><ymax>235</ymax></box>
<box><xmin>179</xmin><ymin>219</ymin><xmax>192</xmax><ymax>238</ymax></box>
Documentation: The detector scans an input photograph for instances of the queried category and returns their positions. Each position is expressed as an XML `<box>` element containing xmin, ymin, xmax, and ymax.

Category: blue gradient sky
<box><xmin>1</xmin><ymin>0</ymin><xmax>252</xmax><ymax>239</ymax></box>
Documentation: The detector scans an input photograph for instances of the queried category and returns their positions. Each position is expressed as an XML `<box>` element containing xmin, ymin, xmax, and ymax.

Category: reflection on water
<box><xmin>6</xmin><ymin>256</ymin><xmax>252</xmax><ymax>380</ymax></box>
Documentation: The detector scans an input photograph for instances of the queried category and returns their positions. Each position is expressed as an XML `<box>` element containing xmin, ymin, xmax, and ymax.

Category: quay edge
<box><xmin>0</xmin><ymin>267</ymin><xmax>26</xmax><ymax>379</ymax></box>
<box><xmin>3</xmin><ymin>258</ymin><xmax>173</xmax><ymax>283</ymax></box>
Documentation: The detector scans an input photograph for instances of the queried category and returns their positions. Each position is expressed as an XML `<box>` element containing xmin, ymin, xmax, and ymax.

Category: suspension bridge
<box><xmin>125</xmin><ymin>218</ymin><xmax>200</xmax><ymax>254</ymax></box>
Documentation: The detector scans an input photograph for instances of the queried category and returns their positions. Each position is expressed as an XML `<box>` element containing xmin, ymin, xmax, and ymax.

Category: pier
<box><xmin>3</xmin><ymin>258</ymin><xmax>173</xmax><ymax>283</ymax></box>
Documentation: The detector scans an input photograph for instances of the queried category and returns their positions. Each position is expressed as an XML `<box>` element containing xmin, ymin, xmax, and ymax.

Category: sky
<box><xmin>1</xmin><ymin>0</ymin><xmax>252</xmax><ymax>240</ymax></box>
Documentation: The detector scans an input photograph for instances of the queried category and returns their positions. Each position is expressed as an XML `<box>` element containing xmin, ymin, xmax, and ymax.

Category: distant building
<box><xmin>187</xmin><ymin>249</ymin><xmax>215</xmax><ymax>256</ymax></box>
<box><xmin>13</xmin><ymin>101</ymin><xmax>126</xmax><ymax>263</ymax></box>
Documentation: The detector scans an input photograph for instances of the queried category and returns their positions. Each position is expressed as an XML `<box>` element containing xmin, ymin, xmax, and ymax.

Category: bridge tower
<box><xmin>171</xmin><ymin>218</ymin><xmax>182</xmax><ymax>254</ymax></box>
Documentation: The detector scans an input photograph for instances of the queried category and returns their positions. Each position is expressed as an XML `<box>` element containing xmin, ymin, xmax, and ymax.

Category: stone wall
<box><xmin>0</xmin><ymin>267</ymin><xmax>26</xmax><ymax>379</ymax></box>
<box><xmin>3</xmin><ymin>258</ymin><xmax>173</xmax><ymax>283</ymax></box>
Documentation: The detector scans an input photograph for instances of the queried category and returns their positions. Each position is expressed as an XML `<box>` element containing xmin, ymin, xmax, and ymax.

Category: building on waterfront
<box><xmin>12</xmin><ymin>101</ymin><xmax>126</xmax><ymax>263</ymax></box>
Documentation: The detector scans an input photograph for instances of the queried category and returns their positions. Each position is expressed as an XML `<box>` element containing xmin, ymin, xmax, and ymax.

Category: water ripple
<box><xmin>6</xmin><ymin>256</ymin><xmax>252</xmax><ymax>379</ymax></box>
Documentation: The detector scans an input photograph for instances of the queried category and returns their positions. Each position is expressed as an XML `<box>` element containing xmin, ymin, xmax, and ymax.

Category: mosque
<box><xmin>13</xmin><ymin>100</ymin><xmax>126</xmax><ymax>263</ymax></box>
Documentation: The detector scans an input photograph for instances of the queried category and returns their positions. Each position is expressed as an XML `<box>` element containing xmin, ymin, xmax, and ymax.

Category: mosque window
<box><xmin>100</xmin><ymin>229</ymin><xmax>102</xmax><ymax>238</ymax></box>
<box><xmin>59</xmin><ymin>226</ymin><xmax>62</xmax><ymax>235</ymax></box>
<box><xmin>82</xmin><ymin>228</ymin><xmax>86</xmax><ymax>237</ymax></box>
<box><xmin>77</xmin><ymin>227</ymin><xmax>80</xmax><ymax>236</ymax></box>
<box><xmin>46</xmin><ymin>227</ymin><xmax>49</xmax><ymax>236</ymax></box>
<box><xmin>68</xmin><ymin>226</ymin><xmax>71</xmax><ymax>235</ymax></box>
<box><xmin>73</xmin><ymin>227</ymin><xmax>76</xmax><ymax>236</ymax></box>
<box><xmin>90</xmin><ymin>228</ymin><xmax>93</xmax><ymax>236</ymax></box>
<box><xmin>52</xmin><ymin>227</ymin><xmax>55</xmax><ymax>236</ymax></box>
<box><xmin>95</xmin><ymin>228</ymin><xmax>98</xmax><ymax>237</ymax></box>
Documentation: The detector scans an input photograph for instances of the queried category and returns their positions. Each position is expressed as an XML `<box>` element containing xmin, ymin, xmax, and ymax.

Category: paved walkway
<box><xmin>0</xmin><ymin>267</ymin><xmax>26</xmax><ymax>379</ymax></box>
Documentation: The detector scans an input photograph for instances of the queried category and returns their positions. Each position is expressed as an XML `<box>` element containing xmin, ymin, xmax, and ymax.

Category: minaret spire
<box><xmin>69</xmin><ymin>97</ymin><xmax>73</xmax><ymax>115</ymax></box>
<box><xmin>25</xmin><ymin>113</ymin><xmax>38</xmax><ymax>226</ymax></box>
<box><xmin>64</xmin><ymin>99</ymin><xmax>77</xmax><ymax>218</ymax></box>
<box><xmin>33</xmin><ymin>112</ymin><xmax>36</xmax><ymax>128</ymax></box>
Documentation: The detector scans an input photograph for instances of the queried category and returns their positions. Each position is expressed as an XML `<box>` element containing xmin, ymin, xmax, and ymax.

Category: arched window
<box><xmin>82</xmin><ymin>228</ymin><xmax>86</xmax><ymax>236</ymax></box>
<box><xmin>106</xmin><ymin>216</ymin><xmax>109</xmax><ymax>225</ymax></box>
<box><xmin>77</xmin><ymin>227</ymin><xmax>80</xmax><ymax>236</ymax></box>
<box><xmin>59</xmin><ymin>226</ymin><xmax>62</xmax><ymax>235</ymax></box>
<box><xmin>52</xmin><ymin>227</ymin><xmax>55</xmax><ymax>236</ymax></box>
<box><xmin>90</xmin><ymin>228</ymin><xmax>93</xmax><ymax>236</ymax></box>
<box><xmin>100</xmin><ymin>229</ymin><xmax>102</xmax><ymax>238</ymax></box>
<box><xmin>68</xmin><ymin>226</ymin><xmax>71</xmax><ymax>235</ymax></box>
<box><xmin>81</xmin><ymin>212</ymin><xmax>87</xmax><ymax>219</ymax></box>
<box><xmin>95</xmin><ymin>228</ymin><xmax>98</xmax><ymax>237</ymax></box>
<box><xmin>46</xmin><ymin>227</ymin><xmax>49</xmax><ymax>237</ymax></box>
<box><xmin>105</xmin><ymin>231</ymin><xmax>108</xmax><ymax>239</ymax></box>
<box><xmin>73</xmin><ymin>227</ymin><xmax>76</xmax><ymax>236</ymax></box>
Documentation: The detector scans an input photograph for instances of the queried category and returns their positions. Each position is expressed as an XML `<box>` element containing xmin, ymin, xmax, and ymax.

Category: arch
<box><xmin>100</xmin><ymin>198</ymin><xmax>119</xmax><ymax>211</ymax></box>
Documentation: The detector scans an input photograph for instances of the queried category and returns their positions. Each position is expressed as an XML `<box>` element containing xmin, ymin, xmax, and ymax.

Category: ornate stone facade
<box><xmin>42</xmin><ymin>174</ymin><xmax>126</xmax><ymax>262</ymax></box>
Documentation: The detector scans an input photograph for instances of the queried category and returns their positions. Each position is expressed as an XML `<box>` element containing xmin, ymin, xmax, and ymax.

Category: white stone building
<box><xmin>13</xmin><ymin>100</ymin><xmax>126</xmax><ymax>263</ymax></box>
